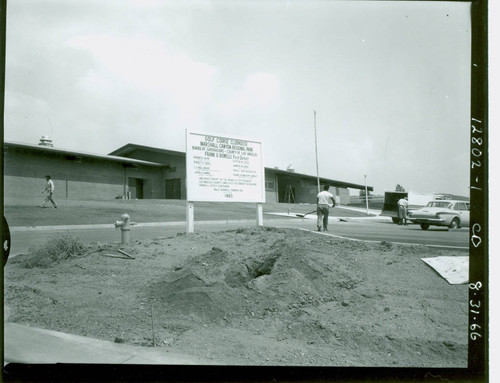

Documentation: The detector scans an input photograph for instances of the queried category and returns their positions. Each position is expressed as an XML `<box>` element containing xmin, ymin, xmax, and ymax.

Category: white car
<box><xmin>407</xmin><ymin>200</ymin><xmax>470</xmax><ymax>230</ymax></box>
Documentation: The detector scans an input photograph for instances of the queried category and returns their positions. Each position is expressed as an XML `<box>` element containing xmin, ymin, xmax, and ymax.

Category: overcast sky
<box><xmin>4</xmin><ymin>0</ymin><xmax>472</xmax><ymax>196</ymax></box>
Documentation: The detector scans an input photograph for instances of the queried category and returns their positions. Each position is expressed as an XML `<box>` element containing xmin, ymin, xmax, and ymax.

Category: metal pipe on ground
<box><xmin>296</xmin><ymin>210</ymin><xmax>316</xmax><ymax>218</ymax></box>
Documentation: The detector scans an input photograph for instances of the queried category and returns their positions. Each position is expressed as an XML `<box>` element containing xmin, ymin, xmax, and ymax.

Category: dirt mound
<box><xmin>144</xmin><ymin>228</ymin><xmax>358</xmax><ymax>327</ymax></box>
<box><xmin>4</xmin><ymin>227</ymin><xmax>468</xmax><ymax>367</ymax></box>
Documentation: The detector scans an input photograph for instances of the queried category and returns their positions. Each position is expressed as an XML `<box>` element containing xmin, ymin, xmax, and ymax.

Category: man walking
<box><xmin>316</xmin><ymin>185</ymin><xmax>336</xmax><ymax>231</ymax></box>
<box><xmin>41</xmin><ymin>175</ymin><xmax>58</xmax><ymax>208</ymax></box>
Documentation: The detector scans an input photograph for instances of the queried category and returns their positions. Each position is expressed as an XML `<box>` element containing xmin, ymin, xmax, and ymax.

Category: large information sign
<box><xmin>186</xmin><ymin>131</ymin><xmax>265</xmax><ymax>203</ymax></box>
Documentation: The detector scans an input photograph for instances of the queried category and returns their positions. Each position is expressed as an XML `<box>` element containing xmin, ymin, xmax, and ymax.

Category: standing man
<box><xmin>316</xmin><ymin>185</ymin><xmax>336</xmax><ymax>231</ymax></box>
<box><xmin>41</xmin><ymin>175</ymin><xmax>58</xmax><ymax>208</ymax></box>
<box><xmin>397</xmin><ymin>196</ymin><xmax>408</xmax><ymax>225</ymax></box>
<box><xmin>403</xmin><ymin>196</ymin><xmax>409</xmax><ymax>225</ymax></box>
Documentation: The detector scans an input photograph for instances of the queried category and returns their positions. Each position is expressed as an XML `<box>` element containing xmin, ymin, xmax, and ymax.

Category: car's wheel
<box><xmin>420</xmin><ymin>223</ymin><xmax>430</xmax><ymax>230</ymax></box>
<box><xmin>392</xmin><ymin>217</ymin><xmax>401</xmax><ymax>224</ymax></box>
<box><xmin>449</xmin><ymin>217</ymin><xmax>460</xmax><ymax>230</ymax></box>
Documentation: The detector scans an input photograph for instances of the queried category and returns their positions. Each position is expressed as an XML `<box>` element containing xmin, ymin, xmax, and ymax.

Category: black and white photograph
<box><xmin>1</xmin><ymin>0</ymin><xmax>489</xmax><ymax>381</ymax></box>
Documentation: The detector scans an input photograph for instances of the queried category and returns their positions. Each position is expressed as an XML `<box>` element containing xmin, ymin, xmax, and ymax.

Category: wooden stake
<box><xmin>151</xmin><ymin>305</ymin><xmax>156</xmax><ymax>347</ymax></box>
<box><xmin>102</xmin><ymin>253</ymin><xmax>131</xmax><ymax>259</ymax></box>
<box><xmin>117</xmin><ymin>249</ymin><xmax>135</xmax><ymax>259</ymax></box>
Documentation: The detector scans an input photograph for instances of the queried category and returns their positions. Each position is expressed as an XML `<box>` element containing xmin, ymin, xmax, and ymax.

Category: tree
<box><xmin>395</xmin><ymin>184</ymin><xmax>405</xmax><ymax>192</ymax></box>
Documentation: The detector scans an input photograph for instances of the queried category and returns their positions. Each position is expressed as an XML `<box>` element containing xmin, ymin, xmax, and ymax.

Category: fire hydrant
<box><xmin>115</xmin><ymin>213</ymin><xmax>131</xmax><ymax>244</ymax></box>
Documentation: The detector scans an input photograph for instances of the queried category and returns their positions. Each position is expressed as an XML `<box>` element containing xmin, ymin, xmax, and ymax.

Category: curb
<box><xmin>4</xmin><ymin>322</ymin><xmax>211</xmax><ymax>365</ymax></box>
<box><xmin>9</xmin><ymin>217</ymin><xmax>299</xmax><ymax>232</ymax></box>
<box><xmin>296</xmin><ymin>228</ymin><xmax>469</xmax><ymax>250</ymax></box>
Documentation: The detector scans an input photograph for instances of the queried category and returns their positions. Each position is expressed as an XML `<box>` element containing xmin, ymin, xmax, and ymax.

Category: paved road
<box><xmin>317</xmin><ymin>218</ymin><xmax>469</xmax><ymax>249</ymax></box>
<box><xmin>9</xmin><ymin>215</ymin><xmax>468</xmax><ymax>257</ymax></box>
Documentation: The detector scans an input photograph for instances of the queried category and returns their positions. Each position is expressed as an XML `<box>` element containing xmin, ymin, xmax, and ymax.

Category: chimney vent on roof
<box><xmin>39</xmin><ymin>136</ymin><xmax>53</xmax><ymax>147</ymax></box>
<box><xmin>286</xmin><ymin>164</ymin><xmax>295</xmax><ymax>173</ymax></box>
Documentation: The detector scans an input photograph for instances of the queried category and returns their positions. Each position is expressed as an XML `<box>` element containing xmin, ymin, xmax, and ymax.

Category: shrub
<box><xmin>21</xmin><ymin>234</ymin><xmax>88</xmax><ymax>269</ymax></box>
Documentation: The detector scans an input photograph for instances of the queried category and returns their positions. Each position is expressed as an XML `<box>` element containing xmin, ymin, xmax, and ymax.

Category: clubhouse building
<box><xmin>4</xmin><ymin>137</ymin><xmax>373</xmax><ymax>205</ymax></box>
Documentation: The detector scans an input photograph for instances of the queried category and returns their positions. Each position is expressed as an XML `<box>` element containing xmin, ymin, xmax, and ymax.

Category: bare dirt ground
<box><xmin>4</xmin><ymin>226</ymin><xmax>467</xmax><ymax>367</ymax></box>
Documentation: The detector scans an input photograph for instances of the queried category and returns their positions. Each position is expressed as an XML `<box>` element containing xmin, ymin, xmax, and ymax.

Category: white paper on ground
<box><xmin>421</xmin><ymin>256</ymin><xmax>469</xmax><ymax>285</ymax></box>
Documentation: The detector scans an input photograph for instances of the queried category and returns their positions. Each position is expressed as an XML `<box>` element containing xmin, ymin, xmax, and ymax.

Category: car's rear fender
<box><xmin>436</xmin><ymin>212</ymin><xmax>461</xmax><ymax>226</ymax></box>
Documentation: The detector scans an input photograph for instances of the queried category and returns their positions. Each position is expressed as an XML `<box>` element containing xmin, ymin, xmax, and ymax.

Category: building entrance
<box><xmin>128</xmin><ymin>177</ymin><xmax>144</xmax><ymax>199</ymax></box>
<box><xmin>165</xmin><ymin>178</ymin><xmax>181</xmax><ymax>199</ymax></box>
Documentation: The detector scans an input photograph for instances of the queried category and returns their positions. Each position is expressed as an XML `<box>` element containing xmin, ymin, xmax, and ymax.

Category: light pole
<box><xmin>314</xmin><ymin>111</ymin><xmax>320</xmax><ymax>193</ymax></box>
<box><xmin>364</xmin><ymin>175</ymin><xmax>369</xmax><ymax>215</ymax></box>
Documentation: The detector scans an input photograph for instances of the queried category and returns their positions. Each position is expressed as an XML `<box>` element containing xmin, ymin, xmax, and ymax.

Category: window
<box><xmin>455</xmin><ymin>202</ymin><xmax>467</xmax><ymax>211</ymax></box>
<box><xmin>265</xmin><ymin>180</ymin><xmax>275</xmax><ymax>190</ymax></box>
<box><xmin>428</xmin><ymin>201</ymin><xmax>452</xmax><ymax>208</ymax></box>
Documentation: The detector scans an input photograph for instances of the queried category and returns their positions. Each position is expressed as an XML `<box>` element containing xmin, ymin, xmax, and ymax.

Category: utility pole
<box><xmin>364</xmin><ymin>174</ymin><xmax>369</xmax><ymax>215</ymax></box>
<box><xmin>314</xmin><ymin>111</ymin><xmax>320</xmax><ymax>193</ymax></box>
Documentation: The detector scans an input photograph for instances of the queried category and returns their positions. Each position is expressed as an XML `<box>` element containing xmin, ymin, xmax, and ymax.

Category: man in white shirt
<box><xmin>41</xmin><ymin>175</ymin><xmax>58</xmax><ymax>208</ymax></box>
<box><xmin>397</xmin><ymin>197</ymin><xmax>408</xmax><ymax>225</ymax></box>
<box><xmin>316</xmin><ymin>185</ymin><xmax>336</xmax><ymax>231</ymax></box>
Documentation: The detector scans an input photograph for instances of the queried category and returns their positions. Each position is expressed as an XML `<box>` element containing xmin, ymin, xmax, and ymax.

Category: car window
<box><xmin>456</xmin><ymin>202</ymin><xmax>467</xmax><ymax>211</ymax></box>
<box><xmin>466</xmin><ymin>203</ymin><xmax>470</xmax><ymax>211</ymax></box>
<box><xmin>427</xmin><ymin>201</ymin><xmax>452</xmax><ymax>208</ymax></box>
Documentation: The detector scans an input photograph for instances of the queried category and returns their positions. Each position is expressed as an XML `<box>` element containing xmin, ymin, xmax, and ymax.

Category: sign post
<box><xmin>256</xmin><ymin>203</ymin><xmax>263</xmax><ymax>226</ymax></box>
<box><xmin>186</xmin><ymin>201</ymin><xmax>194</xmax><ymax>233</ymax></box>
<box><xmin>186</xmin><ymin>130</ymin><xmax>265</xmax><ymax>232</ymax></box>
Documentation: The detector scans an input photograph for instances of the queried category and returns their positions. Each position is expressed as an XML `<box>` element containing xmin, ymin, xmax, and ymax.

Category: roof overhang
<box><xmin>5</xmin><ymin>141</ymin><xmax>163</xmax><ymax>167</ymax></box>
<box><xmin>266</xmin><ymin>168</ymin><xmax>373</xmax><ymax>191</ymax></box>
<box><xmin>109</xmin><ymin>143</ymin><xmax>185</xmax><ymax>158</ymax></box>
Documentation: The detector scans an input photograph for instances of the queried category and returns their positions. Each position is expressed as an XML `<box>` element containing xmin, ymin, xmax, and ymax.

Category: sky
<box><xmin>4</xmin><ymin>0</ymin><xmax>472</xmax><ymax>196</ymax></box>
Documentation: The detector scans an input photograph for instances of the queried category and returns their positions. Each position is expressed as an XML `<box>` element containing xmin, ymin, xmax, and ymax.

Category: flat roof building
<box><xmin>4</xmin><ymin>140</ymin><xmax>373</xmax><ymax>205</ymax></box>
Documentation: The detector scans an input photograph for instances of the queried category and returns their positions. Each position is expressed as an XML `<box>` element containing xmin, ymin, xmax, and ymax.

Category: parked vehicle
<box><xmin>407</xmin><ymin>200</ymin><xmax>470</xmax><ymax>230</ymax></box>
<box><xmin>380</xmin><ymin>191</ymin><xmax>408</xmax><ymax>224</ymax></box>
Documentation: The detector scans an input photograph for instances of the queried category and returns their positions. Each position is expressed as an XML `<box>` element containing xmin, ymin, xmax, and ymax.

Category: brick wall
<box><xmin>4</xmin><ymin>176</ymin><xmax>124</xmax><ymax>204</ymax></box>
<box><xmin>3</xmin><ymin>145</ymin><xmax>162</xmax><ymax>204</ymax></box>
<box><xmin>335</xmin><ymin>187</ymin><xmax>351</xmax><ymax>205</ymax></box>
